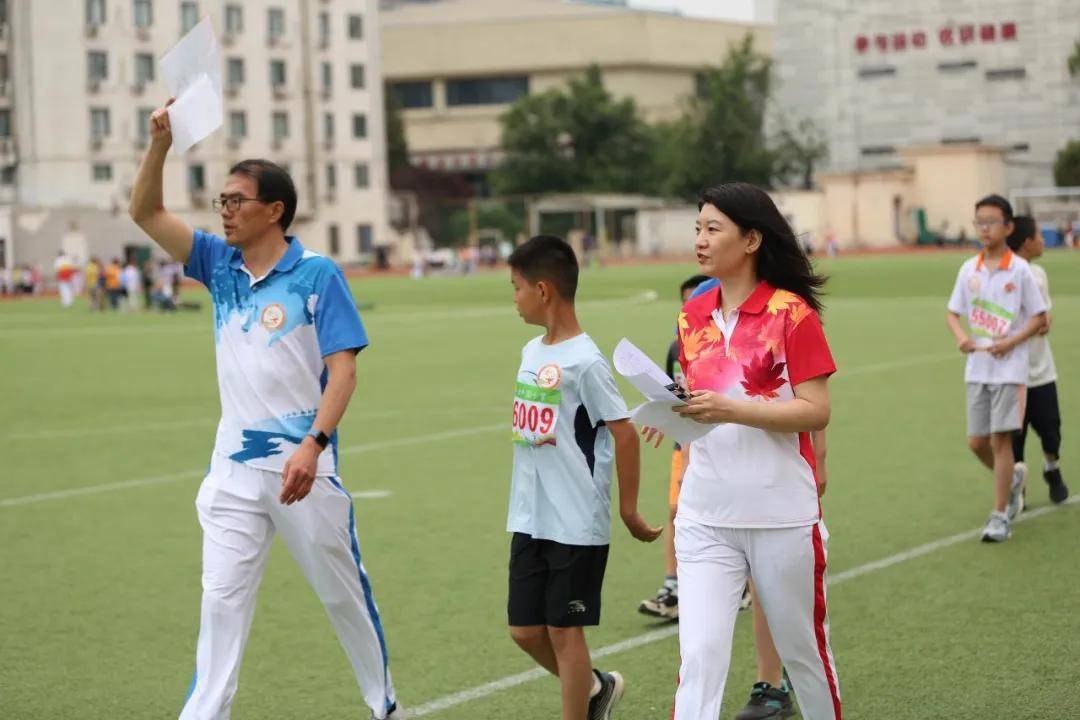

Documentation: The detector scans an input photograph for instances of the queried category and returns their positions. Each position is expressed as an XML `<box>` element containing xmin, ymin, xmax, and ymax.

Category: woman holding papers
<box><xmin>666</xmin><ymin>183</ymin><xmax>841</xmax><ymax>720</ymax></box>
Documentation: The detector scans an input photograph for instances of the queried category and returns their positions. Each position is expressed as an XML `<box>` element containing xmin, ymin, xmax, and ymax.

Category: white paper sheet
<box><xmin>159</xmin><ymin>17</ymin><xmax>222</xmax><ymax>153</ymax></box>
<box><xmin>612</xmin><ymin>338</ymin><xmax>719</xmax><ymax>445</ymax></box>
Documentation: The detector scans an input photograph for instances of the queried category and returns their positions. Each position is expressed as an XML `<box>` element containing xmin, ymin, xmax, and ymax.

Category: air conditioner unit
<box><xmin>85</xmin><ymin>23</ymin><xmax>100</xmax><ymax>38</ymax></box>
<box><xmin>132</xmin><ymin>82</ymin><xmax>145</xmax><ymax>95</ymax></box>
<box><xmin>136</xmin><ymin>26</ymin><xmax>151</xmax><ymax>41</ymax></box>
<box><xmin>322</xmin><ymin>138</ymin><xmax>334</xmax><ymax>150</ymax></box>
<box><xmin>225</xmin><ymin>84</ymin><xmax>240</xmax><ymax>98</ymax></box>
<box><xmin>87</xmin><ymin>79</ymin><xmax>101</xmax><ymax>93</ymax></box>
<box><xmin>0</xmin><ymin>139</ymin><xmax>12</xmax><ymax>155</ymax></box>
<box><xmin>272</xmin><ymin>138</ymin><xmax>285</xmax><ymax>150</ymax></box>
<box><xmin>0</xmin><ymin>81</ymin><xmax>8</xmax><ymax>97</ymax></box>
<box><xmin>90</xmin><ymin>136</ymin><xmax>104</xmax><ymax>151</ymax></box>
<box><xmin>268</xmin><ymin>34</ymin><xmax>281</xmax><ymax>48</ymax></box>
<box><xmin>227</xmin><ymin>137</ymin><xmax>241</xmax><ymax>149</ymax></box>
<box><xmin>222</xmin><ymin>33</ymin><xmax>235</xmax><ymax>47</ymax></box>
<box><xmin>272</xmin><ymin>85</ymin><xmax>288</xmax><ymax>100</ymax></box>
<box><xmin>320</xmin><ymin>88</ymin><xmax>331</xmax><ymax>101</ymax></box>
<box><xmin>190</xmin><ymin>190</ymin><xmax>207</xmax><ymax>207</ymax></box>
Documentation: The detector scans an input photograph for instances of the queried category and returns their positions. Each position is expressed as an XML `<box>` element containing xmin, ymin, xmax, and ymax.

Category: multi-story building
<box><xmin>2</xmin><ymin>0</ymin><xmax>389</xmax><ymax>275</ymax></box>
<box><xmin>380</xmin><ymin>0</ymin><xmax>772</xmax><ymax>195</ymax></box>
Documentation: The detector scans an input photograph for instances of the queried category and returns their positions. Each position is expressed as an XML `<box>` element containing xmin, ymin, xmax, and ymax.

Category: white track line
<box><xmin>0</xmin><ymin>424</ymin><xmax>505</xmax><ymax>508</ymax></box>
<box><xmin>410</xmin><ymin>495</ymin><xmax>1080</xmax><ymax>717</ymax></box>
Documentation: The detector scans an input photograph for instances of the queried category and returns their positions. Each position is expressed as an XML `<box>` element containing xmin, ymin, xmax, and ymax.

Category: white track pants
<box><xmin>179</xmin><ymin>454</ymin><xmax>396</xmax><ymax>720</ymax></box>
<box><xmin>673</xmin><ymin>518</ymin><xmax>841</xmax><ymax>720</ymax></box>
<box><xmin>58</xmin><ymin>280</ymin><xmax>74</xmax><ymax>307</ymax></box>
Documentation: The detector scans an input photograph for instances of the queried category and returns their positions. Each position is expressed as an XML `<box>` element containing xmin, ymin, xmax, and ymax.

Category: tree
<box><xmin>1054</xmin><ymin>140</ymin><xmax>1080</xmax><ymax>187</ymax></box>
<box><xmin>1069</xmin><ymin>38</ymin><xmax>1080</xmax><ymax>77</ymax></box>
<box><xmin>661</xmin><ymin>34</ymin><xmax>776</xmax><ymax>199</ymax></box>
<box><xmin>491</xmin><ymin>65</ymin><xmax>658</xmax><ymax>195</ymax></box>
<box><xmin>384</xmin><ymin>90</ymin><xmax>410</xmax><ymax>178</ymax></box>
<box><xmin>772</xmin><ymin>117</ymin><xmax>829</xmax><ymax>190</ymax></box>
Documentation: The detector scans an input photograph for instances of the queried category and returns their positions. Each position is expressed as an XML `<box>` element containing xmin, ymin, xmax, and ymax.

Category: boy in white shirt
<box><xmin>947</xmin><ymin>195</ymin><xmax>1048</xmax><ymax>542</ymax></box>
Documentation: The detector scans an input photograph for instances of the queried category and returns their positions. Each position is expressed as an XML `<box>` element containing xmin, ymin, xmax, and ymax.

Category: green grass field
<box><xmin>1</xmin><ymin>249</ymin><xmax>1078</xmax><ymax>719</ymax></box>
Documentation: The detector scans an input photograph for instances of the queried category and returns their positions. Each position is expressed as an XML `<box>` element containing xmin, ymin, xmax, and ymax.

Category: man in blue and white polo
<box><xmin>130</xmin><ymin>100</ymin><xmax>399</xmax><ymax>720</ymax></box>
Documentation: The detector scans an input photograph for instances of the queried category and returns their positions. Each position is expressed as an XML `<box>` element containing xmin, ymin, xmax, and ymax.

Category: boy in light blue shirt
<box><xmin>506</xmin><ymin>235</ymin><xmax>662</xmax><ymax>720</ymax></box>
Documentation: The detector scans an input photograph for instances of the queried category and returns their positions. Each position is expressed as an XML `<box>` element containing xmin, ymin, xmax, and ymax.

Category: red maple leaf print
<box><xmin>740</xmin><ymin>350</ymin><xmax>787</xmax><ymax>400</ymax></box>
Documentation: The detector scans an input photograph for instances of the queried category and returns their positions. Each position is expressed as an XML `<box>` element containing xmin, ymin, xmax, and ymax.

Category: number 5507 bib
<box><xmin>512</xmin><ymin>382</ymin><xmax>559</xmax><ymax>447</ymax></box>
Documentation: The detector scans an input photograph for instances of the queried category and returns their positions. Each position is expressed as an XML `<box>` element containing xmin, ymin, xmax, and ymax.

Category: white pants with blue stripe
<box><xmin>179</xmin><ymin>453</ymin><xmax>396</xmax><ymax>720</ymax></box>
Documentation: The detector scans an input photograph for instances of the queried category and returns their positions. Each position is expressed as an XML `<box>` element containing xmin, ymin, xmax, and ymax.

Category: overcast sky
<box><xmin>629</xmin><ymin>0</ymin><xmax>776</xmax><ymax>23</ymax></box>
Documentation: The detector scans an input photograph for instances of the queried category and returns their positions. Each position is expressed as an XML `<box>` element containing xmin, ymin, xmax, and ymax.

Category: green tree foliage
<box><xmin>491</xmin><ymin>65</ymin><xmax>657</xmax><ymax>195</ymax></box>
<box><xmin>1054</xmin><ymin>140</ymin><xmax>1080</xmax><ymax>187</ymax></box>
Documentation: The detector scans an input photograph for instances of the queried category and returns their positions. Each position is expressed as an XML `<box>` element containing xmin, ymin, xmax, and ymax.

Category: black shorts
<box><xmin>507</xmin><ymin>533</ymin><xmax>609</xmax><ymax>628</ymax></box>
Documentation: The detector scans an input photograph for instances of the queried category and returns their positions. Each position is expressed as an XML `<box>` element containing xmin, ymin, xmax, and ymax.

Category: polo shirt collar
<box><xmin>975</xmin><ymin>248</ymin><xmax>1013</xmax><ymax>271</ymax></box>
<box><xmin>229</xmin><ymin>235</ymin><xmax>304</xmax><ymax>275</ymax></box>
<box><xmin>705</xmin><ymin>280</ymin><xmax>775</xmax><ymax>315</ymax></box>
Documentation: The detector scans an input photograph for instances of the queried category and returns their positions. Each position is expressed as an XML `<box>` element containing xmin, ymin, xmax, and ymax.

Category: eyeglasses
<box><xmin>972</xmin><ymin>219</ymin><xmax>1004</xmax><ymax>230</ymax></box>
<box><xmin>212</xmin><ymin>195</ymin><xmax>263</xmax><ymax>213</ymax></box>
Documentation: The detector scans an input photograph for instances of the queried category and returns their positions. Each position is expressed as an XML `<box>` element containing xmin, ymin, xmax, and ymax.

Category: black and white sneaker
<box><xmin>1045</xmin><ymin>467</ymin><xmax>1069</xmax><ymax>504</ymax></box>
<box><xmin>638</xmin><ymin>586</ymin><xmax>678</xmax><ymax>620</ymax></box>
<box><xmin>733</xmin><ymin>681</ymin><xmax>795</xmax><ymax>719</ymax></box>
<box><xmin>587</xmin><ymin>669</ymin><xmax>625</xmax><ymax>720</ymax></box>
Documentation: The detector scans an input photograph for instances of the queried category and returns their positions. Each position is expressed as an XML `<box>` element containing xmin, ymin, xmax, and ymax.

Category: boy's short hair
<box><xmin>508</xmin><ymin>235</ymin><xmax>578</xmax><ymax>300</ymax></box>
<box><xmin>1007</xmin><ymin>215</ymin><xmax>1037</xmax><ymax>252</ymax></box>
<box><xmin>680</xmin><ymin>274</ymin><xmax>711</xmax><ymax>296</ymax></box>
<box><xmin>974</xmin><ymin>194</ymin><xmax>1014</xmax><ymax>223</ymax></box>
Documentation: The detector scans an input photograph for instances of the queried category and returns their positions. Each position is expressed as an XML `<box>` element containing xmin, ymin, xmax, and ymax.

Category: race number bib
<box><xmin>512</xmin><ymin>382</ymin><xmax>559</xmax><ymax>447</ymax></box>
<box><xmin>969</xmin><ymin>298</ymin><xmax>1014</xmax><ymax>340</ymax></box>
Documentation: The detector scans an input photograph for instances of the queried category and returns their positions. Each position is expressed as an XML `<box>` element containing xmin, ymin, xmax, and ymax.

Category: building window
<box><xmin>328</xmin><ymin>224</ymin><xmax>340</xmax><ymax>256</ymax></box>
<box><xmin>390</xmin><ymin>81</ymin><xmax>433</xmax><ymax>109</ymax></box>
<box><xmin>270</xmin><ymin>60</ymin><xmax>286</xmax><ymax>88</ymax></box>
<box><xmin>319</xmin><ymin>11</ymin><xmax>330</xmax><ymax>46</ymax></box>
<box><xmin>942</xmin><ymin>136</ymin><xmax>980</xmax><ymax>145</ymax></box>
<box><xmin>353</xmin><ymin>162</ymin><xmax>369</xmax><ymax>189</ymax></box>
<box><xmin>321</xmin><ymin>62</ymin><xmax>332</xmax><ymax>93</ymax></box>
<box><xmin>188</xmin><ymin>163</ymin><xmax>206</xmax><ymax>192</ymax></box>
<box><xmin>446</xmin><ymin>76</ymin><xmax>528</xmax><ymax>106</ymax></box>
<box><xmin>180</xmin><ymin>1</ymin><xmax>198</xmax><ymax>34</ymax></box>
<box><xmin>133</xmin><ymin>0</ymin><xmax>153</xmax><ymax>29</ymax></box>
<box><xmin>90</xmin><ymin>108</ymin><xmax>111</xmax><ymax>138</ymax></box>
<box><xmin>87</xmin><ymin>51</ymin><xmax>108</xmax><ymax>83</ymax></box>
<box><xmin>92</xmin><ymin>163</ymin><xmax>113</xmax><ymax>182</ymax></box>
<box><xmin>348</xmin><ymin>14</ymin><xmax>362</xmax><ymax>39</ymax></box>
<box><xmin>857</xmin><ymin>66</ymin><xmax>896</xmax><ymax>79</ymax></box>
<box><xmin>986</xmin><ymin>67</ymin><xmax>1026</xmax><ymax>81</ymax></box>
<box><xmin>229</xmin><ymin>111</ymin><xmax>247</xmax><ymax>139</ymax></box>
<box><xmin>0</xmin><ymin>54</ymin><xmax>8</xmax><ymax>82</ymax></box>
<box><xmin>0</xmin><ymin>109</ymin><xmax>11</xmax><ymax>137</ymax></box>
<box><xmin>860</xmin><ymin>145</ymin><xmax>895</xmax><ymax>156</ymax></box>
<box><xmin>323</xmin><ymin>112</ymin><xmax>334</xmax><ymax>142</ymax></box>
<box><xmin>227</xmin><ymin>57</ymin><xmax>245</xmax><ymax>87</ymax></box>
<box><xmin>326</xmin><ymin>163</ymin><xmax>337</xmax><ymax>190</ymax></box>
<box><xmin>86</xmin><ymin>0</ymin><xmax>106</xmax><ymax>26</ymax></box>
<box><xmin>268</xmin><ymin>7</ymin><xmax>285</xmax><ymax>42</ymax></box>
<box><xmin>350</xmin><ymin>64</ymin><xmax>365</xmax><ymax>89</ymax></box>
<box><xmin>0</xmin><ymin>165</ymin><xmax>15</xmax><ymax>185</ymax></box>
<box><xmin>937</xmin><ymin>60</ymin><xmax>977</xmax><ymax>73</ymax></box>
<box><xmin>356</xmin><ymin>224</ymin><xmax>373</xmax><ymax>254</ymax></box>
<box><xmin>135</xmin><ymin>53</ymin><xmax>155</xmax><ymax>85</ymax></box>
<box><xmin>136</xmin><ymin>107</ymin><xmax>153</xmax><ymax>139</ymax></box>
<box><xmin>224</xmin><ymin>4</ymin><xmax>242</xmax><ymax>34</ymax></box>
<box><xmin>352</xmin><ymin>114</ymin><xmax>367</xmax><ymax>139</ymax></box>
<box><xmin>272</xmin><ymin>111</ymin><xmax>289</xmax><ymax>141</ymax></box>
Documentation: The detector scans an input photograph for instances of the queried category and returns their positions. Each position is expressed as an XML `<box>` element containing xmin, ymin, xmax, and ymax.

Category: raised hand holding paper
<box><xmin>612</xmin><ymin>338</ymin><xmax>716</xmax><ymax>445</ymax></box>
<box><xmin>159</xmin><ymin>16</ymin><xmax>223</xmax><ymax>153</ymax></box>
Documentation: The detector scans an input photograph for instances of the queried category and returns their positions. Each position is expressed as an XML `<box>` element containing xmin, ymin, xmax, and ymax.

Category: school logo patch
<box><xmin>260</xmin><ymin>303</ymin><xmax>286</xmax><ymax>331</ymax></box>
<box><xmin>968</xmin><ymin>276</ymin><xmax>980</xmax><ymax>293</ymax></box>
<box><xmin>1004</xmin><ymin>282</ymin><xmax>1016</xmax><ymax>293</ymax></box>
<box><xmin>537</xmin><ymin>364</ymin><xmax>562</xmax><ymax>389</ymax></box>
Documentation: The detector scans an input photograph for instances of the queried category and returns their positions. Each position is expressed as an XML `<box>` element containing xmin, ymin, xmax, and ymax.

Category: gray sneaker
<box><xmin>981</xmin><ymin>511</ymin><xmax>1011</xmax><ymax>543</ymax></box>
<box><xmin>1007</xmin><ymin>462</ymin><xmax>1028</xmax><ymax>520</ymax></box>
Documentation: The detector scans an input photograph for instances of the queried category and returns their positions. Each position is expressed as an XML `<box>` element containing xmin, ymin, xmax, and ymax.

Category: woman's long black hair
<box><xmin>698</xmin><ymin>182</ymin><xmax>826</xmax><ymax>315</ymax></box>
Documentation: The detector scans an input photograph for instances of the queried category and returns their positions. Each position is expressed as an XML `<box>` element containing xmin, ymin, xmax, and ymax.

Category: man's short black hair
<box><xmin>680</xmin><ymin>274</ymin><xmax>711</xmax><ymax>296</ymax></box>
<box><xmin>508</xmin><ymin>235</ymin><xmax>578</xmax><ymax>300</ymax></box>
<box><xmin>229</xmin><ymin>159</ymin><xmax>297</xmax><ymax>231</ymax></box>
<box><xmin>1007</xmin><ymin>215</ymin><xmax>1037</xmax><ymax>252</ymax></box>
<box><xmin>974</xmin><ymin>194</ymin><xmax>1013</xmax><ymax>223</ymax></box>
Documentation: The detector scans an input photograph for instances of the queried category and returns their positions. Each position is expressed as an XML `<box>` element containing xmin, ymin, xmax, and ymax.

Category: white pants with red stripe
<box><xmin>179</xmin><ymin>453</ymin><xmax>397</xmax><ymax>720</ymax></box>
<box><xmin>673</xmin><ymin>518</ymin><xmax>841</xmax><ymax>720</ymax></box>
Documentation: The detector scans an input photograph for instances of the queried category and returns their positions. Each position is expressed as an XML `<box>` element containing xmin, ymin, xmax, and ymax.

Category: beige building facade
<box><xmin>3</xmin><ymin>0</ymin><xmax>390</xmax><ymax>274</ymax></box>
<box><xmin>381</xmin><ymin>0</ymin><xmax>772</xmax><ymax>190</ymax></box>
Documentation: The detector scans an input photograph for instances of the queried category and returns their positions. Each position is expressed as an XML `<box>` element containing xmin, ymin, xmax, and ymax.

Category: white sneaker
<box><xmin>1007</xmin><ymin>462</ymin><xmax>1028</xmax><ymax>520</ymax></box>
<box><xmin>981</xmin><ymin>511</ymin><xmax>1011</xmax><ymax>543</ymax></box>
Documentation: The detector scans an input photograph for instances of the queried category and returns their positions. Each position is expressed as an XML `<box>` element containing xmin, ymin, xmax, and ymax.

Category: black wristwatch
<box><xmin>307</xmin><ymin>429</ymin><xmax>330</xmax><ymax>449</ymax></box>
